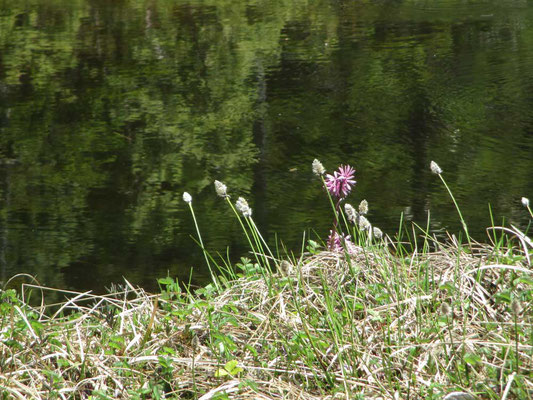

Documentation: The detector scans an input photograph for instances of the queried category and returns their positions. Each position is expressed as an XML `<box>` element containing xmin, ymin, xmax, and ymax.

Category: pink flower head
<box><xmin>325</xmin><ymin>165</ymin><xmax>356</xmax><ymax>199</ymax></box>
<box><xmin>327</xmin><ymin>231</ymin><xmax>357</xmax><ymax>255</ymax></box>
<box><xmin>327</xmin><ymin>231</ymin><xmax>343</xmax><ymax>252</ymax></box>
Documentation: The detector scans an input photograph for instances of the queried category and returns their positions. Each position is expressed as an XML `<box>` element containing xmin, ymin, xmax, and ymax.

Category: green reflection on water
<box><xmin>0</xmin><ymin>0</ymin><xmax>532</xmax><ymax>293</ymax></box>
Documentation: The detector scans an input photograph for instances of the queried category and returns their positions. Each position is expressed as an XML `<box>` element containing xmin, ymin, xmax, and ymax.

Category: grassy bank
<box><xmin>1</xmin><ymin>239</ymin><xmax>532</xmax><ymax>399</ymax></box>
<box><xmin>1</xmin><ymin>161</ymin><xmax>532</xmax><ymax>399</ymax></box>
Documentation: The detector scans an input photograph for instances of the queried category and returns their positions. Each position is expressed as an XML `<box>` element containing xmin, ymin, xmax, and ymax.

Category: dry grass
<box><xmin>1</xmin><ymin>241</ymin><xmax>532</xmax><ymax>399</ymax></box>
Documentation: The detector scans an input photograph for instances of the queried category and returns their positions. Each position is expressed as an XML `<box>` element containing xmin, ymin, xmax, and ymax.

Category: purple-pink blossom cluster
<box><xmin>327</xmin><ymin>231</ymin><xmax>357</xmax><ymax>254</ymax></box>
<box><xmin>314</xmin><ymin>159</ymin><xmax>382</xmax><ymax>255</ymax></box>
<box><xmin>325</xmin><ymin>165</ymin><xmax>356</xmax><ymax>199</ymax></box>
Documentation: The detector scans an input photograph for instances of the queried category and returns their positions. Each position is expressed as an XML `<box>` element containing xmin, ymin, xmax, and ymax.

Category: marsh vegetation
<box><xmin>1</xmin><ymin>161</ymin><xmax>531</xmax><ymax>399</ymax></box>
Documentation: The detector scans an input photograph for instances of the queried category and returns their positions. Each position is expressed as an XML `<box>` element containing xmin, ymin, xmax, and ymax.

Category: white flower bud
<box><xmin>344</xmin><ymin>203</ymin><xmax>357</xmax><ymax>223</ymax></box>
<box><xmin>214</xmin><ymin>180</ymin><xmax>228</xmax><ymax>198</ymax></box>
<box><xmin>358</xmin><ymin>199</ymin><xmax>368</xmax><ymax>215</ymax></box>
<box><xmin>312</xmin><ymin>159</ymin><xmax>326</xmax><ymax>176</ymax></box>
<box><xmin>358</xmin><ymin>215</ymin><xmax>371</xmax><ymax>231</ymax></box>
<box><xmin>430</xmin><ymin>161</ymin><xmax>442</xmax><ymax>175</ymax></box>
<box><xmin>372</xmin><ymin>227</ymin><xmax>383</xmax><ymax>239</ymax></box>
<box><xmin>236</xmin><ymin>197</ymin><xmax>252</xmax><ymax>218</ymax></box>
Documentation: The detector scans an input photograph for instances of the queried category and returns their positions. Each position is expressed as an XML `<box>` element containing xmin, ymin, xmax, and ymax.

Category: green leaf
<box><xmin>514</xmin><ymin>276</ymin><xmax>533</xmax><ymax>286</ymax></box>
<box><xmin>494</xmin><ymin>291</ymin><xmax>511</xmax><ymax>304</ymax></box>
<box><xmin>245</xmin><ymin>344</ymin><xmax>258</xmax><ymax>357</ymax></box>
<box><xmin>214</xmin><ymin>367</ymin><xmax>229</xmax><ymax>377</ymax></box>
<box><xmin>108</xmin><ymin>341</ymin><xmax>122</xmax><ymax>350</ymax></box>
<box><xmin>194</xmin><ymin>300</ymin><xmax>209</xmax><ymax>308</ymax></box>
<box><xmin>439</xmin><ymin>282</ymin><xmax>456</xmax><ymax>294</ymax></box>
<box><xmin>161</xmin><ymin>346</ymin><xmax>176</xmax><ymax>355</ymax></box>
<box><xmin>463</xmin><ymin>352</ymin><xmax>482</xmax><ymax>365</ymax></box>
<box><xmin>214</xmin><ymin>360</ymin><xmax>243</xmax><ymax>377</ymax></box>
<box><xmin>158</xmin><ymin>277</ymin><xmax>174</xmax><ymax>285</ymax></box>
<box><xmin>225</xmin><ymin>360</ymin><xmax>238</xmax><ymax>372</ymax></box>
<box><xmin>240</xmin><ymin>379</ymin><xmax>258</xmax><ymax>391</ymax></box>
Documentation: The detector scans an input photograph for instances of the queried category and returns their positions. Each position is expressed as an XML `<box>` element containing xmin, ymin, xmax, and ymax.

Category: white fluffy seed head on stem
<box><xmin>522</xmin><ymin>197</ymin><xmax>530</xmax><ymax>208</ymax></box>
<box><xmin>344</xmin><ymin>203</ymin><xmax>357</xmax><ymax>223</ymax></box>
<box><xmin>236</xmin><ymin>197</ymin><xmax>252</xmax><ymax>218</ymax></box>
<box><xmin>358</xmin><ymin>215</ymin><xmax>371</xmax><ymax>231</ymax></box>
<box><xmin>312</xmin><ymin>159</ymin><xmax>326</xmax><ymax>176</ymax></box>
<box><xmin>430</xmin><ymin>161</ymin><xmax>443</xmax><ymax>175</ymax></box>
<box><xmin>183</xmin><ymin>192</ymin><xmax>192</xmax><ymax>204</ymax></box>
<box><xmin>358</xmin><ymin>199</ymin><xmax>368</xmax><ymax>215</ymax></box>
<box><xmin>214</xmin><ymin>180</ymin><xmax>228</xmax><ymax>198</ymax></box>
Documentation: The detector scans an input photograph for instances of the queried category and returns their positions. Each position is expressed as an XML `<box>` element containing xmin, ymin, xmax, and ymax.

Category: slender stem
<box><xmin>249</xmin><ymin>218</ymin><xmax>275</xmax><ymax>270</ymax></box>
<box><xmin>438</xmin><ymin>174</ymin><xmax>471</xmax><ymax>247</ymax></box>
<box><xmin>446</xmin><ymin>313</ymin><xmax>464</xmax><ymax>386</ymax></box>
<box><xmin>514</xmin><ymin>313</ymin><xmax>520</xmax><ymax>374</ymax></box>
<box><xmin>187</xmin><ymin>203</ymin><xmax>219</xmax><ymax>290</ymax></box>
<box><xmin>321</xmin><ymin>176</ymin><xmax>341</xmax><ymax>245</ymax></box>
<box><xmin>225</xmin><ymin>197</ymin><xmax>262</xmax><ymax>269</ymax></box>
<box><xmin>245</xmin><ymin>216</ymin><xmax>270</xmax><ymax>271</ymax></box>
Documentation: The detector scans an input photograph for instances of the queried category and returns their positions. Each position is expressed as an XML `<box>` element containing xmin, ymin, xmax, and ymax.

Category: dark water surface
<box><xmin>1</xmin><ymin>0</ymin><xmax>532</xmax><ymax>293</ymax></box>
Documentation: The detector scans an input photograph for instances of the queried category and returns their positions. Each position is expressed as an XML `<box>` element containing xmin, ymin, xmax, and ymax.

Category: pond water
<box><xmin>0</xmin><ymin>0</ymin><xmax>532</xmax><ymax>293</ymax></box>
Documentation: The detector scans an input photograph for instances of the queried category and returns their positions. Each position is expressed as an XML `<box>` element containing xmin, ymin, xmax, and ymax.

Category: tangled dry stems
<box><xmin>0</xmin><ymin>243</ymin><xmax>531</xmax><ymax>399</ymax></box>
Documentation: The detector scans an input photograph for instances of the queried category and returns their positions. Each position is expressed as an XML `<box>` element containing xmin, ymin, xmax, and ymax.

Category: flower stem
<box><xmin>187</xmin><ymin>202</ymin><xmax>219</xmax><ymax>290</ymax></box>
<box><xmin>438</xmin><ymin>174</ymin><xmax>471</xmax><ymax>248</ymax></box>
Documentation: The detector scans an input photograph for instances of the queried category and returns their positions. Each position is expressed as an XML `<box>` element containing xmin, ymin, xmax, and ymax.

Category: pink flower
<box><xmin>325</xmin><ymin>165</ymin><xmax>356</xmax><ymax>199</ymax></box>
<box><xmin>328</xmin><ymin>231</ymin><xmax>343</xmax><ymax>252</ymax></box>
<box><xmin>327</xmin><ymin>231</ymin><xmax>357</xmax><ymax>255</ymax></box>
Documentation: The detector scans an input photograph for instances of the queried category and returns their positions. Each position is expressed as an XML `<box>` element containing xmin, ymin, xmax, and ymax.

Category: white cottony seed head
<box><xmin>430</xmin><ymin>161</ymin><xmax>443</xmax><ymax>175</ymax></box>
<box><xmin>358</xmin><ymin>215</ymin><xmax>371</xmax><ymax>231</ymax></box>
<box><xmin>312</xmin><ymin>159</ymin><xmax>326</xmax><ymax>176</ymax></box>
<box><xmin>236</xmin><ymin>197</ymin><xmax>248</xmax><ymax>211</ymax></box>
<box><xmin>183</xmin><ymin>192</ymin><xmax>192</xmax><ymax>203</ymax></box>
<box><xmin>522</xmin><ymin>197</ymin><xmax>530</xmax><ymax>208</ymax></box>
<box><xmin>214</xmin><ymin>180</ymin><xmax>228</xmax><ymax>198</ymax></box>
<box><xmin>344</xmin><ymin>203</ymin><xmax>357</xmax><ymax>223</ymax></box>
<box><xmin>358</xmin><ymin>199</ymin><xmax>369</xmax><ymax>215</ymax></box>
<box><xmin>372</xmin><ymin>226</ymin><xmax>383</xmax><ymax>239</ymax></box>
<box><xmin>236</xmin><ymin>197</ymin><xmax>252</xmax><ymax>218</ymax></box>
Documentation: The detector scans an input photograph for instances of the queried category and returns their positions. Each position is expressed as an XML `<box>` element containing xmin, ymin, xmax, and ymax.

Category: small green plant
<box><xmin>235</xmin><ymin>257</ymin><xmax>260</xmax><ymax>277</ymax></box>
<box><xmin>214</xmin><ymin>359</ymin><xmax>243</xmax><ymax>378</ymax></box>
